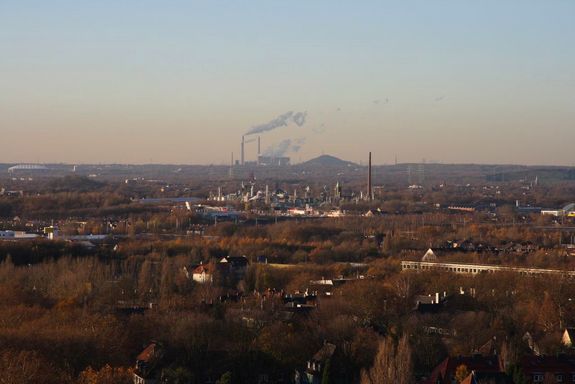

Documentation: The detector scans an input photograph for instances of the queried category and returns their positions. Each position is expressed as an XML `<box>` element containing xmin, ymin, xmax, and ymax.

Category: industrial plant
<box><xmin>237</xmin><ymin>135</ymin><xmax>291</xmax><ymax>167</ymax></box>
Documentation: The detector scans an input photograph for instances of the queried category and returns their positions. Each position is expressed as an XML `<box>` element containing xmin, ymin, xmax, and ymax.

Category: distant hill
<box><xmin>300</xmin><ymin>155</ymin><xmax>357</xmax><ymax>168</ymax></box>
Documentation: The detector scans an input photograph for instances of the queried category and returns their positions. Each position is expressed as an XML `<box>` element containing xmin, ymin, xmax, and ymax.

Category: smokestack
<box><xmin>241</xmin><ymin>136</ymin><xmax>245</xmax><ymax>166</ymax></box>
<box><xmin>257</xmin><ymin>136</ymin><xmax>261</xmax><ymax>165</ymax></box>
<box><xmin>368</xmin><ymin>152</ymin><xmax>372</xmax><ymax>201</ymax></box>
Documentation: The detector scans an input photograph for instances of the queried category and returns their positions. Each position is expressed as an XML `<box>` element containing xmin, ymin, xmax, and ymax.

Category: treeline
<box><xmin>0</xmin><ymin>239</ymin><xmax>98</xmax><ymax>265</ymax></box>
<box><xmin>0</xmin><ymin>192</ymin><xmax>158</xmax><ymax>219</ymax></box>
<box><xmin>0</xmin><ymin>210</ymin><xmax>572</xmax><ymax>269</ymax></box>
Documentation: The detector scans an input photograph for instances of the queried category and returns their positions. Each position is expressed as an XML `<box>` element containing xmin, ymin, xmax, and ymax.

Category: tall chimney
<box><xmin>241</xmin><ymin>136</ymin><xmax>245</xmax><ymax>166</ymax></box>
<box><xmin>257</xmin><ymin>136</ymin><xmax>261</xmax><ymax>165</ymax></box>
<box><xmin>368</xmin><ymin>152</ymin><xmax>372</xmax><ymax>200</ymax></box>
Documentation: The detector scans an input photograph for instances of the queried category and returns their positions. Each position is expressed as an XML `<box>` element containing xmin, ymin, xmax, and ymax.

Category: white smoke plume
<box><xmin>262</xmin><ymin>137</ymin><xmax>306</xmax><ymax>157</ymax></box>
<box><xmin>246</xmin><ymin>111</ymin><xmax>307</xmax><ymax>135</ymax></box>
<box><xmin>263</xmin><ymin>139</ymin><xmax>291</xmax><ymax>157</ymax></box>
<box><xmin>292</xmin><ymin>112</ymin><xmax>307</xmax><ymax>126</ymax></box>
<box><xmin>291</xmin><ymin>137</ymin><xmax>306</xmax><ymax>153</ymax></box>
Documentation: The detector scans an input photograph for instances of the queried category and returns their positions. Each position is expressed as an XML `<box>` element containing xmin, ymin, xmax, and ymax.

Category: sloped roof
<box><xmin>564</xmin><ymin>327</ymin><xmax>575</xmax><ymax>343</ymax></box>
<box><xmin>311</xmin><ymin>343</ymin><xmax>336</xmax><ymax>363</ymax></box>
<box><xmin>192</xmin><ymin>263</ymin><xmax>215</xmax><ymax>275</ymax></box>
<box><xmin>422</xmin><ymin>248</ymin><xmax>438</xmax><ymax>262</ymax></box>
<box><xmin>221</xmin><ymin>256</ymin><xmax>249</xmax><ymax>267</ymax></box>
<box><xmin>137</xmin><ymin>342</ymin><xmax>158</xmax><ymax>363</ymax></box>
<box><xmin>476</xmin><ymin>338</ymin><xmax>497</xmax><ymax>356</ymax></box>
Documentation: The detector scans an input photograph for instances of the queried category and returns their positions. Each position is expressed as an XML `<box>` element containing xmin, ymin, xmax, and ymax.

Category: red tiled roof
<box><xmin>136</xmin><ymin>343</ymin><xmax>157</xmax><ymax>363</ymax></box>
<box><xmin>192</xmin><ymin>264</ymin><xmax>214</xmax><ymax>275</ymax></box>
<box><xmin>460</xmin><ymin>373</ymin><xmax>473</xmax><ymax>384</ymax></box>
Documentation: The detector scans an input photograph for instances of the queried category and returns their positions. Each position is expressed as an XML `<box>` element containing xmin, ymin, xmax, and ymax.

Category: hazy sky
<box><xmin>1</xmin><ymin>1</ymin><xmax>574</xmax><ymax>165</ymax></box>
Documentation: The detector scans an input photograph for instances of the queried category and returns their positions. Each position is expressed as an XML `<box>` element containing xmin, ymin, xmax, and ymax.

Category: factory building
<box><xmin>257</xmin><ymin>155</ymin><xmax>290</xmax><ymax>166</ymax></box>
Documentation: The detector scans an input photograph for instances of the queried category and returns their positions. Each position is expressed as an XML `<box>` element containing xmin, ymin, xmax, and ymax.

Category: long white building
<box><xmin>401</xmin><ymin>260</ymin><xmax>575</xmax><ymax>277</ymax></box>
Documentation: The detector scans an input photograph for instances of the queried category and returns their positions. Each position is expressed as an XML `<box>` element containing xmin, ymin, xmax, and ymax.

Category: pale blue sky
<box><xmin>1</xmin><ymin>1</ymin><xmax>574</xmax><ymax>165</ymax></box>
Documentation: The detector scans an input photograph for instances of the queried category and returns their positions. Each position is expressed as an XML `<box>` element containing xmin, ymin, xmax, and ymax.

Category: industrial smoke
<box><xmin>262</xmin><ymin>137</ymin><xmax>306</xmax><ymax>157</ymax></box>
<box><xmin>246</xmin><ymin>111</ymin><xmax>307</xmax><ymax>136</ymax></box>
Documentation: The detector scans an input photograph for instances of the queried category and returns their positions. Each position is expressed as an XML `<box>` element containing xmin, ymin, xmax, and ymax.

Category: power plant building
<box><xmin>257</xmin><ymin>155</ymin><xmax>290</xmax><ymax>166</ymax></box>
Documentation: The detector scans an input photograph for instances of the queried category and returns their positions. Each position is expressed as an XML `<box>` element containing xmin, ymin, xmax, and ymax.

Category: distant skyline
<box><xmin>1</xmin><ymin>1</ymin><xmax>574</xmax><ymax>165</ymax></box>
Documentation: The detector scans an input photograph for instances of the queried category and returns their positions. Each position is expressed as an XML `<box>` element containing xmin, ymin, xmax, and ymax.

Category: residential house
<box><xmin>519</xmin><ymin>355</ymin><xmax>575</xmax><ymax>384</ymax></box>
<box><xmin>283</xmin><ymin>290</ymin><xmax>317</xmax><ymax>316</ymax></box>
<box><xmin>133</xmin><ymin>342</ymin><xmax>164</xmax><ymax>384</ymax></box>
<box><xmin>474</xmin><ymin>337</ymin><xmax>498</xmax><ymax>357</ymax></box>
<box><xmin>295</xmin><ymin>343</ymin><xmax>336</xmax><ymax>384</ymax></box>
<box><xmin>184</xmin><ymin>256</ymin><xmax>249</xmax><ymax>285</ymax></box>
<box><xmin>219</xmin><ymin>256</ymin><xmax>249</xmax><ymax>280</ymax></box>
<box><xmin>415</xmin><ymin>292</ymin><xmax>447</xmax><ymax>314</ymax></box>
<box><xmin>191</xmin><ymin>263</ymin><xmax>215</xmax><ymax>284</ymax></box>
<box><xmin>363</xmin><ymin>209</ymin><xmax>384</xmax><ymax>217</ymax></box>
<box><xmin>309</xmin><ymin>279</ymin><xmax>335</xmax><ymax>296</ymax></box>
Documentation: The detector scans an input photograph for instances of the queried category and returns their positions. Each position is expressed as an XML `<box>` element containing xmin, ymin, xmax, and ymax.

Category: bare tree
<box><xmin>360</xmin><ymin>334</ymin><xmax>413</xmax><ymax>384</ymax></box>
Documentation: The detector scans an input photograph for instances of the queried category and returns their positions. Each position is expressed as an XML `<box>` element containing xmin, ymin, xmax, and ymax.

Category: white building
<box><xmin>191</xmin><ymin>264</ymin><xmax>214</xmax><ymax>284</ymax></box>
